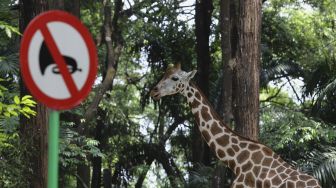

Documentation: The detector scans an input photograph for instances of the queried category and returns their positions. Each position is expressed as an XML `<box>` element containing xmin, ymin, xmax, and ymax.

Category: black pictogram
<box><xmin>39</xmin><ymin>41</ymin><xmax>82</xmax><ymax>75</ymax></box>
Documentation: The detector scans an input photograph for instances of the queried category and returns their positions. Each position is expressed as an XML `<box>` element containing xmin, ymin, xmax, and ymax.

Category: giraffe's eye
<box><xmin>171</xmin><ymin>76</ymin><xmax>179</xmax><ymax>81</ymax></box>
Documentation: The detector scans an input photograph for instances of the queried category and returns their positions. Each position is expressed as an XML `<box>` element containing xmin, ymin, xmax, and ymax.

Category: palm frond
<box><xmin>314</xmin><ymin>78</ymin><xmax>336</xmax><ymax>107</ymax></box>
<box><xmin>0</xmin><ymin>53</ymin><xmax>19</xmax><ymax>75</ymax></box>
<box><xmin>299</xmin><ymin>147</ymin><xmax>336</xmax><ymax>188</ymax></box>
<box><xmin>261</xmin><ymin>61</ymin><xmax>302</xmax><ymax>86</ymax></box>
<box><xmin>187</xmin><ymin>164</ymin><xmax>214</xmax><ymax>188</ymax></box>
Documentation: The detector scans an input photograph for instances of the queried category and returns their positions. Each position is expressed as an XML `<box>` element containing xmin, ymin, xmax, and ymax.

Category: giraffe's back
<box><xmin>278</xmin><ymin>174</ymin><xmax>321</xmax><ymax>188</ymax></box>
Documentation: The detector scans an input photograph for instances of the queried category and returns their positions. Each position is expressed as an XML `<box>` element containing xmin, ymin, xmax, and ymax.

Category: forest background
<box><xmin>0</xmin><ymin>0</ymin><xmax>336</xmax><ymax>187</ymax></box>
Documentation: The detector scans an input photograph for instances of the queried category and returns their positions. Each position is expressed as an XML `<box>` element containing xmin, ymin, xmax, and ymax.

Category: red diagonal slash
<box><xmin>39</xmin><ymin>24</ymin><xmax>78</xmax><ymax>96</ymax></box>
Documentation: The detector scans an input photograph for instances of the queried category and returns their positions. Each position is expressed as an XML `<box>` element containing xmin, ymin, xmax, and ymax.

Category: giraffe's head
<box><xmin>150</xmin><ymin>64</ymin><xmax>197</xmax><ymax>100</ymax></box>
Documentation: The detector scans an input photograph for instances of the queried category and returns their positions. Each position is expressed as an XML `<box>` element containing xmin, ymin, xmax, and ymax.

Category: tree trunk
<box><xmin>214</xmin><ymin>1</ymin><xmax>238</xmax><ymax>187</ymax></box>
<box><xmin>91</xmin><ymin>118</ymin><xmax>103</xmax><ymax>188</ymax></box>
<box><xmin>194</xmin><ymin>0</ymin><xmax>213</xmax><ymax>167</ymax></box>
<box><xmin>77</xmin><ymin>164</ymin><xmax>90</xmax><ymax>188</ymax></box>
<box><xmin>233</xmin><ymin>0</ymin><xmax>261</xmax><ymax>141</ymax></box>
<box><xmin>135</xmin><ymin>159</ymin><xmax>154</xmax><ymax>188</ymax></box>
<box><xmin>103</xmin><ymin>169</ymin><xmax>112</xmax><ymax>188</ymax></box>
<box><xmin>220</xmin><ymin>0</ymin><xmax>234</xmax><ymax>125</ymax></box>
<box><xmin>19</xmin><ymin>1</ymin><xmax>49</xmax><ymax>187</ymax></box>
<box><xmin>64</xmin><ymin>0</ymin><xmax>80</xmax><ymax>16</ymax></box>
<box><xmin>91</xmin><ymin>155</ymin><xmax>102</xmax><ymax>188</ymax></box>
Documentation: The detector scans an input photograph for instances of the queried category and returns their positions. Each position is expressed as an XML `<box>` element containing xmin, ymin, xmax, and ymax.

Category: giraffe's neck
<box><xmin>181</xmin><ymin>83</ymin><xmax>243</xmax><ymax>173</ymax></box>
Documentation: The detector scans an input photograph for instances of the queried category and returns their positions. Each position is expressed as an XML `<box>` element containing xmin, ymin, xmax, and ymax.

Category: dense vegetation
<box><xmin>0</xmin><ymin>0</ymin><xmax>335</xmax><ymax>187</ymax></box>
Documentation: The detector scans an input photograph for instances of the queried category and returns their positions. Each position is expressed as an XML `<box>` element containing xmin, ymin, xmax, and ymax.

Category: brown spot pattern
<box><xmin>201</xmin><ymin>106</ymin><xmax>211</xmax><ymax>122</ymax></box>
<box><xmin>263</xmin><ymin>180</ymin><xmax>271</xmax><ymax>187</ymax></box>
<box><xmin>239</xmin><ymin>143</ymin><xmax>247</xmax><ymax>148</ymax></box>
<box><xmin>276</xmin><ymin>165</ymin><xmax>286</xmax><ymax>173</ymax></box>
<box><xmin>217</xmin><ymin>149</ymin><xmax>225</xmax><ymax>158</ymax></box>
<box><xmin>209</xmin><ymin>142</ymin><xmax>216</xmax><ymax>152</ymax></box>
<box><xmin>251</xmin><ymin>151</ymin><xmax>263</xmax><ymax>164</ymax></box>
<box><xmin>191</xmin><ymin>99</ymin><xmax>200</xmax><ymax>108</ymax></box>
<box><xmin>237</xmin><ymin>150</ymin><xmax>250</xmax><ymax>163</ymax></box>
<box><xmin>268</xmin><ymin>169</ymin><xmax>277</xmax><ymax>178</ymax></box>
<box><xmin>242</xmin><ymin>161</ymin><xmax>253</xmax><ymax>171</ymax></box>
<box><xmin>216</xmin><ymin>135</ymin><xmax>230</xmax><ymax>147</ymax></box>
<box><xmin>187</xmin><ymin>92</ymin><xmax>192</xmax><ymax>98</ymax></box>
<box><xmin>232</xmin><ymin>145</ymin><xmax>240</xmax><ymax>152</ymax></box>
<box><xmin>201</xmin><ymin>130</ymin><xmax>211</xmax><ymax>142</ymax></box>
<box><xmin>231</xmin><ymin>137</ymin><xmax>238</xmax><ymax>144</ymax></box>
<box><xmin>297</xmin><ymin>181</ymin><xmax>305</xmax><ymax>187</ymax></box>
<box><xmin>227</xmin><ymin>148</ymin><xmax>235</xmax><ymax>157</ymax></box>
<box><xmin>248</xmin><ymin>144</ymin><xmax>260</xmax><ymax>151</ymax></box>
<box><xmin>245</xmin><ymin>172</ymin><xmax>255</xmax><ymax>187</ymax></box>
<box><xmin>262</xmin><ymin>147</ymin><xmax>273</xmax><ymax>156</ymax></box>
<box><xmin>195</xmin><ymin>92</ymin><xmax>201</xmax><ymax>100</ymax></box>
<box><xmin>272</xmin><ymin>175</ymin><xmax>282</xmax><ymax>186</ymax></box>
<box><xmin>307</xmin><ymin>180</ymin><xmax>317</xmax><ymax>186</ymax></box>
<box><xmin>228</xmin><ymin>160</ymin><xmax>236</xmax><ymax>170</ymax></box>
<box><xmin>262</xmin><ymin>157</ymin><xmax>273</xmax><ymax>166</ymax></box>
<box><xmin>271</xmin><ymin>160</ymin><xmax>280</xmax><ymax>168</ymax></box>
<box><xmin>210</xmin><ymin>122</ymin><xmax>222</xmax><ymax>136</ymax></box>
<box><xmin>194</xmin><ymin>113</ymin><xmax>200</xmax><ymax>124</ymax></box>
<box><xmin>253</xmin><ymin>166</ymin><xmax>261</xmax><ymax>177</ymax></box>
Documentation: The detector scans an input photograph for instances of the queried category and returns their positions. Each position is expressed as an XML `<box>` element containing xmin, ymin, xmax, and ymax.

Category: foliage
<box><xmin>260</xmin><ymin>87</ymin><xmax>336</xmax><ymax>186</ymax></box>
<box><xmin>1</xmin><ymin>0</ymin><xmax>336</xmax><ymax>187</ymax></box>
<box><xmin>187</xmin><ymin>164</ymin><xmax>214</xmax><ymax>188</ymax></box>
<box><xmin>299</xmin><ymin>147</ymin><xmax>336</xmax><ymax>188</ymax></box>
<box><xmin>0</xmin><ymin>80</ymin><xmax>36</xmax><ymax>187</ymax></box>
<box><xmin>59</xmin><ymin>127</ymin><xmax>104</xmax><ymax>167</ymax></box>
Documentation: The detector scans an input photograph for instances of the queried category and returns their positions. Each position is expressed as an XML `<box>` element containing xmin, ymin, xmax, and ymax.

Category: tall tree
<box><xmin>19</xmin><ymin>1</ymin><xmax>49</xmax><ymax>187</ymax></box>
<box><xmin>194</xmin><ymin>0</ymin><xmax>213</xmax><ymax>166</ymax></box>
<box><xmin>220</xmin><ymin>0</ymin><xmax>236</xmax><ymax>124</ymax></box>
<box><xmin>233</xmin><ymin>0</ymin><xmax>261</xmax><ymax>141</ymax></box>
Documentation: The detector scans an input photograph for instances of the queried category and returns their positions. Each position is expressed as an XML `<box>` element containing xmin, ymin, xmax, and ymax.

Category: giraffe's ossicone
<box><xmin>150</xmin><ymin>64</ymin><xmax>321</xmax><ymax>188</ymax></box>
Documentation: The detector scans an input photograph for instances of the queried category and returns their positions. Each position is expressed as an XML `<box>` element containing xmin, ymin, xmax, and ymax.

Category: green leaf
<box><xmin>22</xmin><ymin>95</ymin><xmax>33</xmax><ymax>101</ymax></box>
<box><xmin>14</xmin><ymin>96</ymin><xmax>20</xmax><ymax>105</ymax></box>
<box><xmin>4</xmin><ymin>112</ymin><xmax>10</xmax><ymax>117</ymax></box>
<box><xmin>9</xmin><ymin>111</ymin><xmax>18</xmax><ymax>116</ymax></box>
<box><xmin>5</xmin><ymin>27</ymin><xmax>11</xmax><ymax>38</ymax></box>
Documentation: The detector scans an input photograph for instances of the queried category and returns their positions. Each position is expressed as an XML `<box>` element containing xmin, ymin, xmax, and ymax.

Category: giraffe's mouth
<box><xmin>152</xmin><ymin>93</ymin><xmax>161</xmax><ymax>101</ymax></box>
<box><xmin>154</xmin><ymin>95</ymin><xmax>161</xmax><ymax>100</ymax></box>
<box><xmin>150</xmin><ymin>90</ymin><xmax>161</xmax><ymax>101</ymax></box>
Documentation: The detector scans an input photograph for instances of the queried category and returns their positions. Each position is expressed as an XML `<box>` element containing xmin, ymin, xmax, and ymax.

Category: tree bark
<box><xmin>91</xmin><ymin>155</ymin><xmax>102</xmax><ymax>188</ymax></box>
<box><xmin>194</xmin><ymin>0</ymin><xmax>213</xmax><ymax>167</ymax></box>
<box><xmin>91</xmin><ymin>109</ymin><xmax>106</xmax><ymax>188</ymax></box>
<box><xmin>19</xmin><ymin>1</ymin><xmax>49</xmax><ymax>187</ymax></box>
<box><xmin>103</xmin><ymin>169</ymin><xmax>112</xmax><ymax>188</ymax></box>
<box><xmin>135</xmin><ymin>159</ymin><xmax>154</xmax><ymax>188</ymax></box>
<box><xmin>215</xmin><ymin>2</ymin><xmax>237</xmax><ymax>187</ymax></box>
<box><xmin>77</xmin><ymin>164</ymin><xmax>90</xmax><ymax>188</ymax></box>
<box><xmin>233</xmin><ymin>0</ymin><xmax>261</xmax><ymax>141</ymax></box>
<box><xmin>220</xmin><ymin>0</ymin><xmax>234</xmax><ymax>125</ymax></box>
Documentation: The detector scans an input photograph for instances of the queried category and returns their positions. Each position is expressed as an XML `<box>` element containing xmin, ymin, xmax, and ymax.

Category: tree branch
<box><xmin>285</xmin><ymin>76</ymin><xmax>303</xmax><ymax>104</ymax></box>
<box><xmin>80</xmin><ymin>0</ymin><xmax>124</xmax><ymax>129</ymax></box>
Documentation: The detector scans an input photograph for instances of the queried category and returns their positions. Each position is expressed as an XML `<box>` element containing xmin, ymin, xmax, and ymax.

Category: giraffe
<box><xmin>150</xmin><ymin>64</ymin><xmax>321</xmax><ymax>188</ymax></box>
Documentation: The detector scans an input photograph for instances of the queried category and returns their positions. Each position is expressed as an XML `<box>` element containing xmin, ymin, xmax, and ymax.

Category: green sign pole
<box><xmin>48</xmin><ymin>110</ymin><xmax>60</xmax><ymax>188</ymax></box>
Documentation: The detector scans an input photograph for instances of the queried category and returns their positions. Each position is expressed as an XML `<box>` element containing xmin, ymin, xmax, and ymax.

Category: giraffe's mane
<box><xmin>190</xmin><ymin>82</ymin><xmax>260</xmax><ymax>144</ymax></box>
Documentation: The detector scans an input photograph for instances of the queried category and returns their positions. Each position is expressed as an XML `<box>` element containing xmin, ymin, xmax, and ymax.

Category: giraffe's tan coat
<box><xmin>150</xmin><ymin>66</ymin><xmax>321</xmax><ymax>188</ymax></box>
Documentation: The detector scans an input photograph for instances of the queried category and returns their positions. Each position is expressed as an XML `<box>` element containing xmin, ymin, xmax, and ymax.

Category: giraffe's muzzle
<box><xmin>150</xmin><ymin>87</ymin><xmax>161</xmax><ymax>100</ymax></box>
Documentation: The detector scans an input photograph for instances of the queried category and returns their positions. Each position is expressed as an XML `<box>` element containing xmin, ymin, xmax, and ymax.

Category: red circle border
<box><xmin>20</xmin><ymin>10</ymin><xmax>98</xmax><ymax>110</ymax></box>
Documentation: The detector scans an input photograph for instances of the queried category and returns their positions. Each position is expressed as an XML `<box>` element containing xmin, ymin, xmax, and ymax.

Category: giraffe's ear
<box><xmin>186</xmin><ymin>70</ymin><xmax>197</xmax><ymax>81</ymax></box>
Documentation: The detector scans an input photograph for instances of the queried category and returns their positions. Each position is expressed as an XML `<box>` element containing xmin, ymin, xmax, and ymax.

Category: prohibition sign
<box><xmin>20</xmin><ymin>10</ymin><xmax>97</xmax><ymax>110</ymax></box>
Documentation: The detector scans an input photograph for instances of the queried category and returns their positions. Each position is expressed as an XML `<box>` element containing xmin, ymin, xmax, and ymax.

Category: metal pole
<box><xmin>48</xmin><ymin>110</ymin><xmax>59</xmax><ymax>188</ymax></box>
